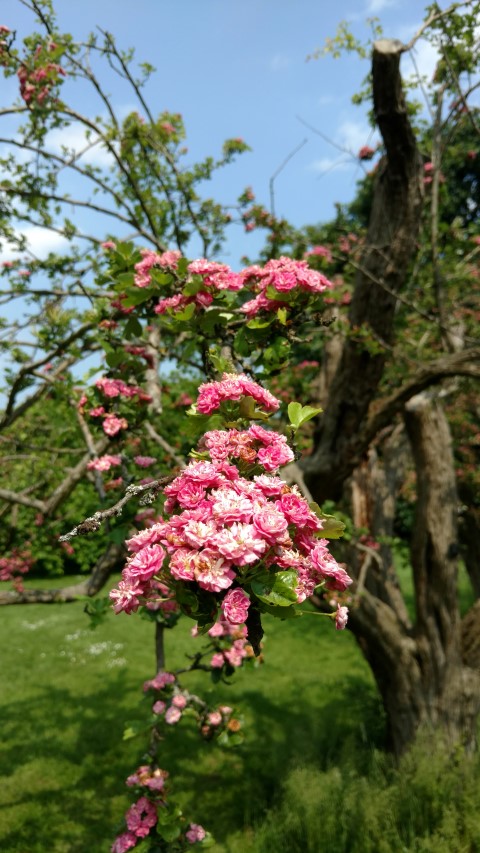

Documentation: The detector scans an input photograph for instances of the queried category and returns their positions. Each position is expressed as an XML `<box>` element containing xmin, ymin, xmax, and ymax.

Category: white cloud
<box><xmin>317</xmin><ymin>94</ymin><xmax>337</xmax><ymax>106</ymax></box>
<box><xmin>309</xmin><ymin>156</ymin><xmax>352</xmax><ymax>174</ymax></box>
<box><xmin>364</xmin><ymin>0</ymin><xmax>397</xmax><ymax>12</ymax></box>
<box><xmin>404</xmin><ymin>38</ymin><xmax>439</xmax><ymax>84</ymax></box>
<box><xmin>46</xmin><ymin>123</ymin><xmax>117</xmax><ymax>168</ymax></box>
<box><xmin>1</xmin><ymin>226</ymin><xmax>69</xmax><ymax>261</ymax></box>
<box><xmin>269</xmin><ymin>53</ymin><xmax>291</xmax><ymax>72</ymax></box>
<box><xmin>336</xmin><ymin>119</ymin><xmax>378</xmax><ymax>154</ymax></box>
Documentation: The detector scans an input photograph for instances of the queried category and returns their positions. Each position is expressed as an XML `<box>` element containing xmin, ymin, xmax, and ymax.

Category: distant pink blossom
<box><xmin>87</xmin><ymin>454</ymin><xmax>122</xmax><ymax>472</ymax></box>
<box><xmin>165</xmin><ymin>706</ymin><xmax>182</xmax><ymax>724</ymax></box>
<box><xmin>134</xmin><ymin>456</ymin><xmax>156</xmax><ymax>468</ymax></box>
<box><xmin>111</xmin><ymin>831</ymin><xmax>137</xmax><ymax>852</ymax></box>
<box><xmin>186</xmin><ymin>824</ymin><xmax>206</xmax><ymax>844</ymax></box>
<box><xmin>335</xmin><ymin>605</ymin><xmax>349</xmax><ymax>630</ymax></box>
<box><xmin>103</xmin><ymin>414</ymin><xmax>128</xmax><ymax>436</ymax></box>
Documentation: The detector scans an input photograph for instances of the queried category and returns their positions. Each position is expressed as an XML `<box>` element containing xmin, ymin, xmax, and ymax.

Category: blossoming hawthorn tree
<box><xmin>2</xmin><ymin>13</ymin><xmax>480</xmax><ymax>849</ymax></box>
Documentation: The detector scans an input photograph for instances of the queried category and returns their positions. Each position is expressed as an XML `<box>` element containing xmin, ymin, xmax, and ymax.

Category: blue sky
<box><xmin>2</xmin><ymin>0</ymin><xmax>441</xmax><ymax>265</ymax></box>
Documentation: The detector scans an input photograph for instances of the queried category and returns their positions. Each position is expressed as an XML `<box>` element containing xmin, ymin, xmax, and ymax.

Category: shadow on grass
<box><xmin>154</xmin><ymin>675</ymin><xmax>386</xmax><ymax>848</ymax></box>
<box><xmin>0</xmin><ymin>671</ymin><xmax>141</xmax><ymax>853</ymax></box>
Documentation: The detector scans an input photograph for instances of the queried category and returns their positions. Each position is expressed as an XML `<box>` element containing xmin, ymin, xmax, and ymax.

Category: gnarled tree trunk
<box><xmin>349</xmin><ymin>397</ymin><xmax>480</xmax><ymax>755</ymax></box>
<box><xmin>304</xmin><ymin>38</ymin><xmax>480</xmax><ymax>754</ymax></box>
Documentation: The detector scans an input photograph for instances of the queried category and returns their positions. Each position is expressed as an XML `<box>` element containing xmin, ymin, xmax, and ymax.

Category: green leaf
<box><xmin>258</xmin><ymin>603</ymin><xmax>301</xmax><ymax>619</ymax></box>
<box><xmin>157</xmin><ymin>823</ymin><xmax>182</xmax><ymax>842</ymax></box>
<box><xmin>251</xmin><ymin>570</ymin><xmax>298</xmax><ymax>607</ymax></box>
<box><xmin>174</xmin><ymin>302</ymin><xmax>196</xmax><ymax>322</ymax></box>
<box><xmin>123</xmin><ymin>719</ymin><xmax>147</xmax><ymax>740</ymax></box>
<box><xmin>122</xmin><ymin>287</ymin><xmax>157</xmax><ymax>307</ymax></box>
<box><xmin>265</xmin><ymin>284</ymin><xmax>293</xmax><ymax>302</ymax></box>
<box><xmin>183</xmin><ymin>276</ymin><xmax>205</xmax><ymax>296</ymax></box>
<box><xmin>277</xmin><ymin>307</ymin><xmax>288</xmax><ymax>325</ymax></box>
<box><xmin>123</xmin><ymin>316</ymin><xmax>143</xmax><ymax>339</ymax></box>
<box><xmin>309</xmin><ymin>503</ymin><xmax>345</xmax><ymax>539</ymax></box>
<box><xmin>246</xmin><ymin>316</ymin><xmax>272</xmax><ymax>329</ymax></box>
<box><xmin>105</xmin><ymin>350</ymin><xmax>124</xmax><ymax>368</ymax></box>
<box><xmin>287</xmin><ymin>402</ymin><xmax>302</xmax><ymax>427</ymax></box>
<box><xmin>288</xmin><ymin>402</ymin><xmax>322</xmax><ymax>429</ymax></box>
<box><xmin>114</xmin><ymin>272</ymin><xmax>134</xmax><ymax>286</ymax></box>
<box><xmin>319</xmin><ymin>514</ymin><xmax>346</xmax><ymax>539</ymax></box>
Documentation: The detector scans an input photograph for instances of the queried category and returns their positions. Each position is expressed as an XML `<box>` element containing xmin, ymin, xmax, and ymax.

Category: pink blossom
<box><xmin>276</xmin><ymin>492</ymin><xmax>320</xmax><ymax>528</ymax></box>
<box><xmin>358</xmin><ymin>145</ymin><xmax>376</xmax><ymax>160</ymax></box>
<box><xmin>153</xmin><ymin>700</ymin><xmax>166</xmax><ymax>715</ymax></box>
<box><xmin>335</xmin><ymin>605</ymin><xmax>349</xmax><ymax>630</ymax></box>
<box><xmin>126</xmin><ymin>524</ymin><xmax>166</xmax><ymax>553</ymax></box>
<box><xmin>154</xmin><ymin>294</ymin><xmax>190</xmax><ymax>315</ymax></box>
<box><xmin>186</xmin><ymin>824</ymin><xmax>207</xmax><ymax>844</ymax></box>
<box><xmin>87</xmin><ymin>454</ymin><xmax>122</xmax><ymax>472</ymax></box>
<box><xmin>103</xmin><ymin>414</ymin><xmax>128</xmax><ymax>436</ymax></box>
<box><xmin>169</xmin><ymin>548</ymin><xmax>196</xmax><ymax>581</ymax></box>
<box><xmin>125</xmin><ymin>544</ymin><xmax>165</xmax><ymax>582</ymax></box>
<box><xmin>252</xmin><ymin>505</ymin><xmax>289</xmax><ymax>545</ymax></box>
<box><xmin>111</xmin><ymin>831</ymin><xmax>137</xmax><ymax>852</ymax></box>
<box><xmin>221</xmin><ymin>587</ymin><xmax>250</xmax><ymax>624</ymax></box>
<box><xmin>109</xmin><ymin>579</ymin><xmax>143</xmax><ymax>614</ymax></box>
<box><xmin>143</xmin><ymin>671</ymin><xmax>175</xmax><ymax>692</ymax></box>
<box><xmin>256</xmin><ymin>440</ymin><xmax>294</xmax><ymax>471</ymax></box>
<box><xmin>126</xmin><ymin>765</ymin><xmax>167</xmax><ymax>791</ymax></box>
<box><xmin>196</xmin><ymin>373</ymin><xmax>279</xmax><ymax>415</ymax></box>
<box><xmin>214</xmin><ymin>523</ymin><xmax>266</xmax><ymax>565</ymax></box>
<box><xmin>207</xmin><ymin>711</ymin><xmax>222</xmax><ymax>726</ymax></box>
<box><xmin>210</xmin><ymin>652</ymin><xmax>225</xmax><ymax>668</ymax></box>
<box><xmin>134</xmin><ymin>456</ymin><xmax>156</xmax><ymax>468</ymax></box>
<box><xmin>89</xmin><ymin>406</ymin><xmax>105</xmax><ymax>417</ymax></box>
<box><xmin>101</xmin><ymin>241</ymin><xmax>116</xmax><ymax>250</ymax></box>
<box><xmin>194</xmin><ymin>548</ymin><xmax>235</xmax><ymax>592</ymax></box>
<box><xmin>126</xmin><ymin>796</ymin><xmax>157</xmax><ymax>837</ymax></box>
<box><xmin>304</xmin><ymin>245</ymin><xmax>333</xmax><ymax>262</ymax></box>
<box><xmin>172</xmin><ymin>694</ymin><xmax>187</xmax><ymax>709</ymax></box>
<box><xmin>188</xmin><ymin>259</ymin><xmax>243</xmax><ymax>292</ymax></box>
<box><xmin>224</xmin><ymin>641</ymin><xmax>248</xmax><ymax>667</ymax></box>
<box><xmin>165</xmin><ymin>706</ymin><xmax>182</xmax><ymax>724</ymax></box>
<box><xmin>310</xmin><ymin>541</ymin><xmax>353</xmax><ymax>590</ymax></box>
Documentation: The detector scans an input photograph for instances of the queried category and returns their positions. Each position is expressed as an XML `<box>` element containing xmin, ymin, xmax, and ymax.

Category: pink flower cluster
<box><xmin>240</xmin><ymin>256</ymin><xmax>333</xmax><ymax>318</ymax></box>
<box><xmin>358</xmin><ymin>145</ymin><xmax>376</xmax><ymax>161</ymax></box>
<box><xmin>0</xmin><ymin>548</ymin><xmax>35</xmax><ymax>582</ymax></box>
<box><xmin>134</xmin><ymin>455</ymin><xmax>156</xmax><ymax>468</ymax></box>
<box><xmin>187</xmin><ymin>259</ymin><xmax>243</xmax><ymax>292</ymax></box>
<box><xmin>196</xmin><ymin>373</ymin><xmax>280</xmax><ymax>415</ymax></box>
<box><xmin>202</xmin><ymin>424</ymin><xmax>294</xmax><ymax>471</ymax></box>
<box><xmin>186</xmin><ymin>824</ymin><xmax>206</xmax><ymax>844</ymax></box>
<box><xmin>110</xmin><ymin>455</ymin><xmax>351</xmax><ymax>621</ymax></box>
<box><xmin>87</xmin><ymin>454</ymin><xmax>122</xmax><ymax>472</ymax></box>
<box><xmin>109</xmin><ymin>374</ymin><xmax>350</xmax><ymax>628</ymax></box>
<box><xmin>95</xmin><ymin>377</ymin><xmax>150</xmax><ymax>400</ymax></box>
<box><xmin>304</xmin><ymin>245</ymin><xmax>333</xmax><ymax>263</ymax></box>
<box><xmin>126</xmin><ymin>765</ymin><xmax>168</xmax><ymax>792</ymax></box>
<box><xmin>17</xmin><ymin>55</ymin><xmax>66</xmax><ymax>106</ymax></box>
<box><xmin>133</xmin><ymin>248</ymin><xmax>181</xmax><ymax>288</ymax></box>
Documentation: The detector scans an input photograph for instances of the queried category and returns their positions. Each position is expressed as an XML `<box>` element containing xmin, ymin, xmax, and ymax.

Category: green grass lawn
<box><xmin>0</xmin><ymin>576</ymin><xmax>380</xmax><ymax>853</ymax></box>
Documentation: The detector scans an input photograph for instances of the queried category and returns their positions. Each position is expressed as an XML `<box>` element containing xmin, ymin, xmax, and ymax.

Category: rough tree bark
<box><xmin>0</xmin><ymin>541</ymin><xmax>124</xmax><ymax>605</ymax></box>
<box><xmin>303</xmin><ymin>39</ymin><xmax>425</xmax><ymax>502</ymax></box>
